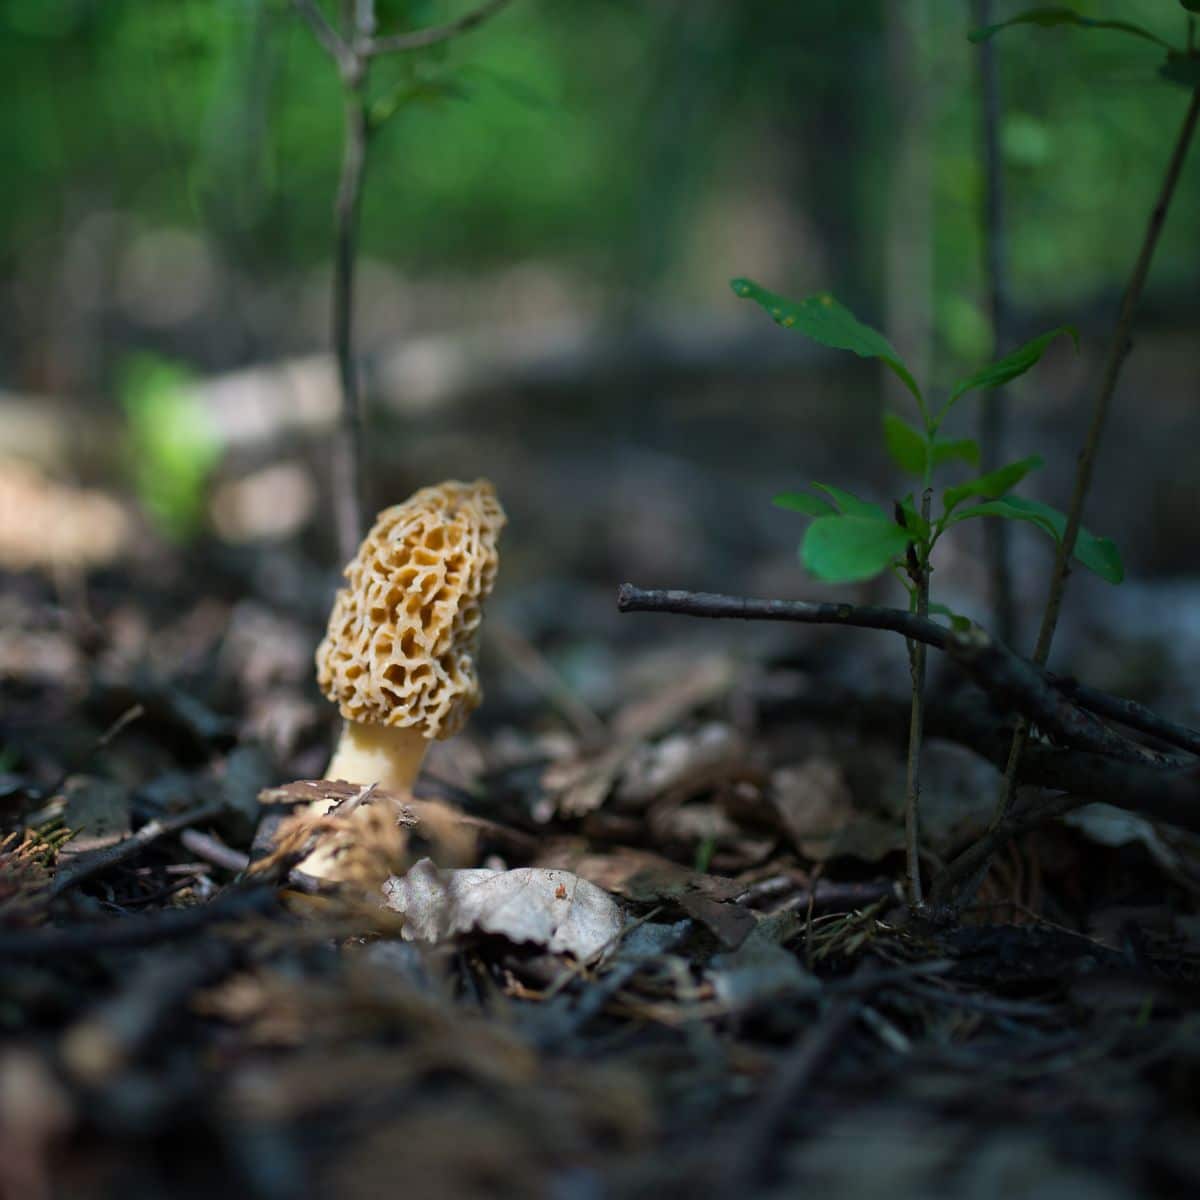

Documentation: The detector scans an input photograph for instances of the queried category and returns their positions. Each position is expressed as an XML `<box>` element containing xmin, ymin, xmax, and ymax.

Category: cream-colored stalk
<box><xmin>324</xmin><ymin>719</ymin><xmax>429</xmax><ymax>794</ymax></box>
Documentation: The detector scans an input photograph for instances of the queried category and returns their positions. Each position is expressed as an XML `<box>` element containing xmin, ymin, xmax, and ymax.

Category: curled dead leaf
<box><xmin>384</xmin><ymin>858</ymin><xmax>624</xmax><ymax>959</ymax></box>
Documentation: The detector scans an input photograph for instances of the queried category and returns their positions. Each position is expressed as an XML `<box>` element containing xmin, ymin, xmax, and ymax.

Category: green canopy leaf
<box><xmin>882</xmin><ymin>412</ymin><xmax>930</xmax><ymax>476</ymax></box>
<box><xmin>731</xmin><ymin>278</ymin><xmax>923</xmax><ymax>405</ymax></box>
<box><xmin>773</xmin><ymin>491</ymin><xmax>837</xmax><ymax>517</ymax></box>
<box><xmin>943</xmin><ymin>455</ymin><xmax>1045</xmax><ymax>513</ymax></box>
<box><xmin>949</xmin><ymin>495</ymin><xmax>1124</xmax><ymax>583</ymax></box>
<box><xmin>943</xmin><ymin>327</ymin><xmax>1078</xmax><ymax>419</ymax></box>
<box><xmin>968</xmin><ymin>7</ymin><xmax>1173</xmax><ymax>49</ymax></box>
<box><xmin>801</xmin><ymin>515</ymin><xmax>915</xmax><ymax>584</ymax></box>
<box><xmin>810</xmin><ymin>483</ymin><xmax>889</xmax><ymax>521</ymax></box>
<box><xmin>931</xmin><ymin>437</ymin><xmax>982</xmax><ymax>470</ymax></box>
<box><xmin>897</xmin><ymin>495</ymin><xmax>931</xmax><ymax>541</ymax></box>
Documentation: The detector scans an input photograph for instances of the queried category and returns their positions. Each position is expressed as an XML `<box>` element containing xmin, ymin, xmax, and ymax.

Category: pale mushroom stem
<box><xmin>324</xmin><ymin>720</ymin><xmax>430</xmax><ymax>794</ymax></box>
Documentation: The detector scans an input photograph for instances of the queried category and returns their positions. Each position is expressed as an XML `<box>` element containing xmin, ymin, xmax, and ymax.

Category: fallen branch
<box><xmin>618</xmin><ymin>582</ymin><xmax>949</xmax><ymax>648</ymax></box>
<box><xmin>990</xmin><ymin>84</ymin><xmax>1200</xmax><ymax>842</ymax></box>
<box><xmin>50</xmin><ymin>799</ymin><xmax>229</xmax><ymax>898</ymax></box>
<box><xmin>944</xmin><ymin>628</ymin><xmax>1172</xmax><ymax>767</ymax></box>
<box><xmin>618</xmin><ymin>583</ymin><xmax>1200</xmax><ymax>760</ymax></box>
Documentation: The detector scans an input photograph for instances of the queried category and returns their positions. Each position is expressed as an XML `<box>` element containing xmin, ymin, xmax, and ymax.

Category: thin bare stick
<box><xmin>330</xmin><ymin>76</ymin><xmax>370</xmax><ymax>564</ymax></box>
<box><xmin>715</xmin><ymin>997</ymin><xmax>861</xmax><ymax>1191</ymax></box>
<box><xmin>902</xmin><ymin>487</ymin><xmax>933</xmax><ymax>905</ymax></box>
<box><xmin>50</xmin><ymin>799</ymin><xmax>229</xmax><ymax>897</ymax></box>
<box><xmin>618</xmin><ymin>582</ymin><xmax>951</xmax><ymax>649</ymax></box>
<box><xmin>298</xmin><ymin>0</ymin><xmax>516</xmax><ymax>565</ymax></box>
<box><xmin>491</xmin><ymin>620</ymin><xmax>609</xmax><ymax>744</ymax></box>
<box><xmin>973</xmin><ymin>0</ymin><xmax>1016</xmax><ymax>643</ymax></box>
<box><xmin>946</xmin><ymin>629</ymin><xmax>1172</xmax><ymax>767</ymax></box>
<box><xmin>179</xmin><ymin>828</ymin><xmax>252</xmax><ymax>874</ymax></box>
<box><xmin>365</xmin><ymin>0</ymin><xmax>512</xmax><ymax>56</ymax></box>
<box><xmin>983</xmin><ymin>85</ymin><xmax>1200</xmax><ymax>848</ymax></box>
<box><xmin>930</xmin><ymin>792</ymin><xmax>1094</xmax><ymax>906</ymax></box>
<box><xmin>618</xmin><ymin>583</ymin><xmax>1200</xmax><ymax>759</ymax></box>
<box><xmin>1049</xmin><ymin>675</ymin><xmax>1200</xmax><ymax>757</ymax></box>
<box><xmin>294</xmin><ymin>0</ymin><xmax>355</xmax><ymax>73</ymax></box>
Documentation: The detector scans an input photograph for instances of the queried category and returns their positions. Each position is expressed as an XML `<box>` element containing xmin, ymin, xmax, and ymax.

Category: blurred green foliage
<box><xmin>120</xmin><ymin>353</ymin><xmax>220</xmax><ymax>538</ymax></box>
<box><xmin>0</xmin><ymin>0</ymin><xmax>1196</xmax><ymax>372</ymax></box>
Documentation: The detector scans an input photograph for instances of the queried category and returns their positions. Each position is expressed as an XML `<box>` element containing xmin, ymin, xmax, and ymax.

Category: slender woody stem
<box><xmin>902</xmin><ymin>487</ymin><xmax>933</xmax><ymax>905</ymax></box>
<box><xmin>974</xmin><ymin>0</ymin><xmax>1016</xmax><ymax>645</ymax></box>
<box><xmin>331</xmin><ymin>77</ymin><xmax>369</xmax><ymax>564</ymax></box>
<box><xmin>986</xmin><ymin>86</ymin><xmax>1200</xmax><ymax>824</ymax></box>
<box><xmin>365</xmin><ymin>0</ymin><xmax>512</xmax><ymax>55</ymax></box>
<box><xmin>296</xmin><ymin>0</ymin><xmax>516</xmax><ymax>567</ymax></box>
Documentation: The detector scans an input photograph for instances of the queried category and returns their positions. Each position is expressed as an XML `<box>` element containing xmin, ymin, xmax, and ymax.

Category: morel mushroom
<box><xmin>316</xmin><ymin>479</ymin><xmax>506</xmax><ymax>791</ymax></box>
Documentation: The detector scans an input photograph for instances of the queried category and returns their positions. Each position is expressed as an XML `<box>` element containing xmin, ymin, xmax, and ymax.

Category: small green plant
<box><xmin>120</xmin><ymin>353</ymin><xmax>221</xmax><ymax>540</ymax></box>
<box><xmin>731</xmin><ymin>275</ymin><xmax>1124</xmax><ymax>905</ymax></box>
<box><xmin>732</xmin><ymin>278</ymin><xmax>1123</xmax><ymax>598</ymax></box>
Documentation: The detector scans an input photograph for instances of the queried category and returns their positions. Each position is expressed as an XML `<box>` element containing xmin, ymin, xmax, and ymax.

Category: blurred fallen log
<box><xmin>0</xmin><ymin>884</ymin><xmax>276</xmax><ymax>959</ymax></box>
<box><xmin>61</xmin><ymin>940</ymin><xmax>239</xmax><ymax>1085</ymax></box>
<box><xmin>764</xmin><ymin>677</ymin><xmax>1200</xmax><ymax>835</ymax></box>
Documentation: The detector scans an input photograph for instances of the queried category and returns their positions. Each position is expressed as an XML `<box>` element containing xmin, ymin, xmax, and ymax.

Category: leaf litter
<box><xmin>2</xmin><ymin>553</ymin><xmax>1200</xmax><ymax>1199</ymax></box>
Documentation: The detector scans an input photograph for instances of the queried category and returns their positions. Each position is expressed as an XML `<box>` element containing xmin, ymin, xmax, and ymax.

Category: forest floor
<box><xmin>3</xmin><ymin>534</ymin><xmax>1200</xmax><ymax>1200</ymax></box>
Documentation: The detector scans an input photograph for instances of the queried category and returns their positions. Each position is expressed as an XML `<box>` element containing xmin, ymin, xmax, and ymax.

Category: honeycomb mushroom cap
<box><xmin>316</xmin><ymin>480</ymin><xmax>505</xmax><ymax>740</ymax></box>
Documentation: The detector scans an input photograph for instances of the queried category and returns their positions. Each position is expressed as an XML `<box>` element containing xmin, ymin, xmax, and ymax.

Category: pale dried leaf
<box><xmin>384</xmin><ymin>858</ymin><xmax>624</xmax><ymax>959</ymax></box>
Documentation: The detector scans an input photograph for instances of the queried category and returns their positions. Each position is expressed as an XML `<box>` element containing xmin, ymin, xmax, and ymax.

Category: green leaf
<box><xmin>883</xmin><ymin>412</ymin><xmax>930</xmax><ymax>476</ymax></box>
<box><xmin>949</xmin><ymin>495</ymin><xmax>1124</xmax><ymax>583</ymax></box>
<box><xmin>731</xmin><ymin>278</ymin><xmax>923</xmax><ymax>405</ymax></box>
<box><xmin>897</xmin><ymin>495</ymin><xmax>931</xmax><ymax>541</ymax></box>
<box><xmin>929</xmin><ymin>602</ymin><xmax>973</xmax><ymax>633</ymax></box>
<box><xmin>1180</xmin><ymin>1</ymin><xmax>1200</xmax><ymax>12</ymax></box>
<box><xmin>1000</xmin><ymin>497</ymin><xmax>1125</xmax><ymax>583</ymax></box>
<box><xmin>1160</xmin><ymin>53</ymin><xmax>1200</xmax><ymax>89</ymax></box>
<box><xmin>968</xmin><ymin>7</ymin><xmax>1173</xmax><ymax>49</ymax></box>
<box><xmin>773</xmin><ymin>491</ymin><xmax>836</xmax><ymax>517</ymax></box>
<box><xmin>810</xmin><ymin>483</ymin><xmax>889</xmax><ymax>521</ymax></box>
<box><xmin>931</xmin><ymin>437</ymin><xmax>981</xmax><ymax>469</ymax></box>
<box><xmin>801</xmin><ymin>515</ymin><xmax>915</xmax><ymax>584</ymax></box>
<box><xmin>120</xmin><ymin>353</ymin><xmax>221</xmax><ymax>540</ymax></box>
<box><xmin>944</xmin><ymin>455</ymin><xmax>1045</xmax><ymax>512</ymax></box>
<box><xmin>944</xmin><ymin>327</ymin><xmax>1079</xmax><ymax>416</ymax></box>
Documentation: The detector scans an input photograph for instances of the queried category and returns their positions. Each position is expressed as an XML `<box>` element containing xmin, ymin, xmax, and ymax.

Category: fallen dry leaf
<box><xmin>770</xmin><ymin>757</ymin><xmax>856</xmax><ymax>860</ymax></box>
<box><xmin>385</xmin><ymin>858</ymin><xmax>624</xmax><ymax>959</ymax></box>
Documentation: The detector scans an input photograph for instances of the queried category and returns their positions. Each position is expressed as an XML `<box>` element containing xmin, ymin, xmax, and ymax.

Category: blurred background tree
<box><xmin>1</xmin><ymin>0</ymin><xmax>1197</xmax><ymax>596</ymax></box>
<box><xmin>3</xmin><ymin>0</ymin><xmax>1195</xmax><ymax>381</ymax></box>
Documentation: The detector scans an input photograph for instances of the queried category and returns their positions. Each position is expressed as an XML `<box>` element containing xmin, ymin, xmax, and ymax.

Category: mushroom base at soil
<box><xmin>324</xmin><ymin>719</ymin><xmax>430</xmax><ymax>793</ymax></box>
